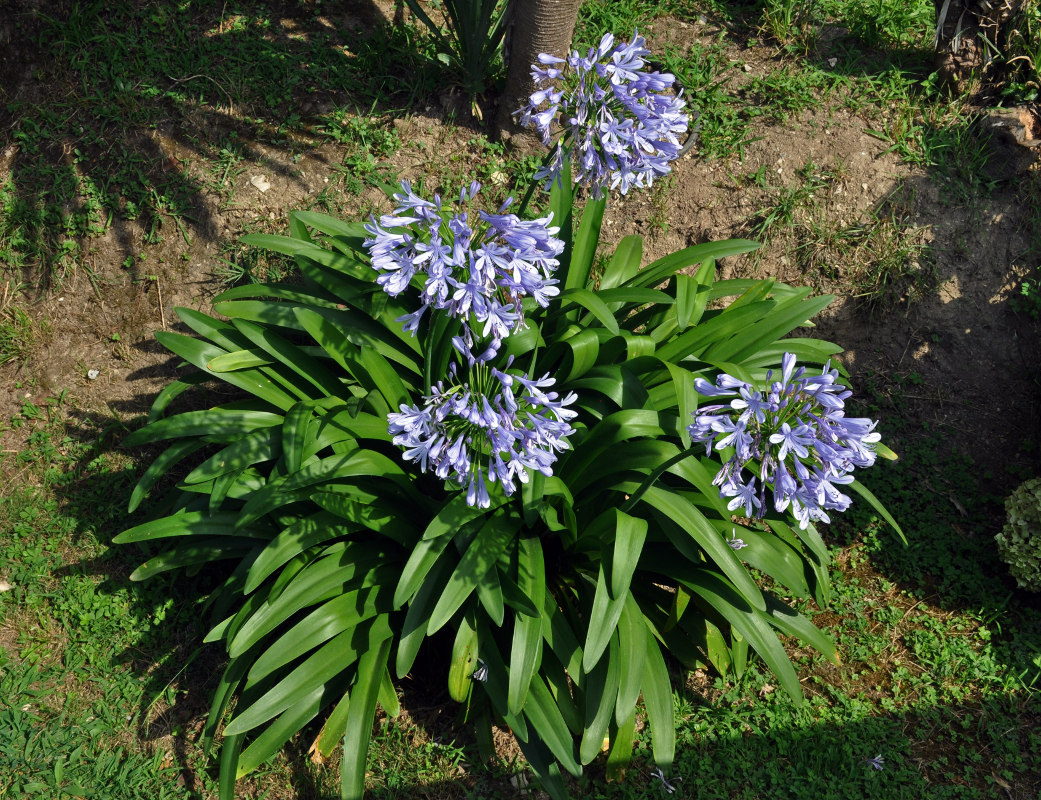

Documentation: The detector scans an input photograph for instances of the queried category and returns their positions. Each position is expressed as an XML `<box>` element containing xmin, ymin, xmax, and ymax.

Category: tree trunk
<box><xmin>493</xmin><ymin>0</ymin><xmax>583</xmax><ymax>148</ymax></box>
<box><xmin>933</xmin><ymin>0</ymin><xmax>1025</xmax><ymax>92</ymax></box>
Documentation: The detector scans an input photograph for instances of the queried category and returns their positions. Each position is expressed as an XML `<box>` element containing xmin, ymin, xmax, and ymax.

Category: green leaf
<box><xmin>184</xmin><ymin>427</ymin><xmax>281</xmax><ymax>486</ymax></box>
<box><xmin>448</xmin><ymin>608</ymin><xmax>479</xmax><ymax>703</ymax></box>
<box><xmin>229</xmin><ymin>546</ymin><xmax>390</xmax><ymax>657</ymax></box>
<box><xmin>849</xmin><ymin>478</ymin><xmax>906</xmax><ymax>543</ymax></box>
<box><xmin>559</xmin><ymin>288</ymin><xmax>620</xmax><ymax>334</ymax></box>
<box><xmin>128</xmin><ymin>439</ymin><xmax>209</xmax><ymax>512</ymax></box>
<box><xmin>523</xmin><ymin>676</ymin><xmax>582</xmax><ymax>777</ymax></box>
<box><xmin>567</xmin><ymin>195</ymin><xmax>606</xmax><ymax>296</ymax></box>
<box><xmin>247</xmin><ymin>585</ymin><xmax>389</xmax><ymax>683</ymax></box>
<box><xmin>639</xmin><ymin>485</ymin><xmax>767</xmax><ymax>611</ymax></box>
<box><xmin>475</xmin><ymin>562</ymin><xmax>505</xmax><ymax>626</ymax></box>
<box><xmin>599</xmin><ymin>235</ymin><xmax>643</xmax><ymax>290</ymax></box>
<box><xmin>605</xmin><ymin>708</ymin><xmax>636</xmax><ymax>781</ymax></box>
<box><xmin>614</xmin><ymin>593</ymin><xmax>647</xmax><ymax>725</ymax></box>
<box><xmin>579</xmin><ymin>632</ymin><xmax>620</xmax><ymax>764</ymax></box>
<box><xmin>621</xmin><ymin>239</ymin><xmax>758</xmax><ymax>289</ymax></box>
<box><xmin>236</xmin><ymin>685</ymin><xmax>325</xmax><ymax>778</ymax></box>
<box><xmin>396</xmin><ymin>552</ymin><xmax>454</xmax><ymax>678</ymax></box>
<box><xmin>207</xmin><ymin>349</ymin><xmax>274</xmax><ymax>372</ymax></box>
<box><xmin>508</xmin><ymin>537</ymin><xmax>545</xmax><ymax>714</ymax></box>
<box><xmin>225</xmin><ymin>616</ymin><xmax>391</xmax><ymax>737</ymax></box>
<box><xmin>341</xmin><ymin>637</ymin><xmax>392</xmax><ymax>800</ymax></box>
<box><xmin>642</xmin><ymin>636</ymin><xmax>676</xmax><ymax>768</ymax></box>
<box><xmin>428</xmin><ymin>515</ymin><xmax>519</xmax><ymax>634</ymax></box>
<box><xmin>609</xmin><ymin>510</ymin><xmax>648</xmax><ymax>600</ymax></box>
<box><xmin>679</xmin><ymin>569</ymin><xmax>803</xmax><ymax>702</ymax></box>
<box><xmin>245</xmin><ymin>512</ymin><xmax>356</xmax><ymax>594</ymax></box>
<box><xmin>582</xmin><ymin>566</ymin><xmax>626</xmax><ymax>673</ymax></box>
<box><xmin>122</xmin><ymin>409</ymin><xmax>283</xmax><ymax>447</ymax></box>
<box><xmin>115</xmin><ymin>511</ymin><xmax>266</xmax><ymax>545</ymax></box>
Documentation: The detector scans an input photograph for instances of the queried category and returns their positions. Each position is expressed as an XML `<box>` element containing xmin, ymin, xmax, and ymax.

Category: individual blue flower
<box><xmin>688</xmin><ymin>354</ymin><xmax>881</xmax><ymax>529</ymax></box>
<box><xmin>387</xmin><ymin>357</ymin><xmax>576</xmax><ymax>507</ymax></box>
<box><xmin>516</xmin><ymin>31</ymin><xmax>689</xmax><ymax>198</ymax></box>
<box><xmin>364</xmin><ymin>181</ymin><xmax>563</xmax><ymax>354</ymax></box>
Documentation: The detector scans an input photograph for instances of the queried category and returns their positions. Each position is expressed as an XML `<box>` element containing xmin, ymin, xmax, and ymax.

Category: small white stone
<box><xmin>87</xmin><ymin>369</ymin><xmax>100</xmax><ymax>380</ymax></box>
<box><xmin>0</xmin><ymin>580</ymin><xmax>12</xmax><ymax>592</ymax></box>
<box><xmin>742</xmin><ymin>63</ymin><xmax>752</xmax><ymax>73</ymax></box>
<box><xmin>250</xmin><ymin>175</ymin><xmax>272</xmax><ymax>192</ymax></box>
<box><xmin>827</xmin><ymin>57</ymin><xmax>838</xmax><ymax>67</ymax></box>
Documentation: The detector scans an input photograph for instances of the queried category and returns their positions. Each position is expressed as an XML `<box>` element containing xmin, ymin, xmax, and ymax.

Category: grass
<box><xmin>2</xmin><ymin>0</ymin><xmax>1041</xmax><ymax>797</ymax></box>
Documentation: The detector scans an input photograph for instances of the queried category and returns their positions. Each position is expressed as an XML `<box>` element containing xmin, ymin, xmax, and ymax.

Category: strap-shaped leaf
<box><xmin>289</xmin><ymin>211</ymin><xmax>369</xmax><ymax>241</ymax></box>
<box><xmin>475</xmin><ymin>561</ymin><xmax>505</xmax><ymax>626</ymax></box>
<box><xmin>507</xmin><ymin>537</ymin><xmax>545</xmax><ymax>714</ymax></box>
<box><xmin>541</xmin><ymin>592</ymin><xmax>585</xmax><ymax>683</ymax></box>
<box><xmin>639</xmin><ymin>485</ymin><xmax>767</xmax><ymax>611</ymax></box>
<box><xmin>679</xmin><ymin>569</ymin><xmax>802</xmax><ymax>701</ymax></box>
<box><xmin>559</xmin><ymin>288</ymin><xmax>620</xmax><ymax>334</ymax></box>
<box><xmin>148</xmin><ymin>371</ymin><xmax>211</xmax><ymax>422</ymax></box>
<box><xmin>115</xmin><ymin>511</ymin><xmax>262</xmax><ymax>544</ymax></box>
<box><xmin>183</xmin><ymin>427</ymin><xmax>280</xmax><ymax>486</ymax></box>
<box><xmin>704</xmin><ymin>292</ymin><xmax>834</xmax><ymax>364</ymax></box>
<box><xmin>341</xmin><ymin>637</ymin><xmax>392</xmax><ymax>800</ymax></box>
<box><xmin>317</xmin><ymin>689</ymin><xmax>351</xmax><ymax>757</ymax></box>
<box><xmin>247</xmin><ymin>584</ymin><xmax>389</xmax><ymax>683</ymax></box>
<box><xmin>850</xmin><ymin>478</ymin><xmax>907</xmax><ymax>542</ymax></box>
<box><xmin>123</xmin><ymin>409</ymin><xmax>283</xmax><ymax>448</ymax></box>
<box><xmin>128</xmin><ymin>538</ymin><xmax>256</xmax><ymax>580</ymax></box>
<box><xmin>614</xmin><ymin>593</ymin><xmax>647</xmax><ymax>725</ymax></box>
<box><xmin>448</xmin><ymin>607</ymin><xmax>479</xmax><ymax>703</ymax></box>
<box><xmin>226</xmin><ymin>615</ymin><xmax>392</xmax><ymax>737</ymax></box>
<box><xmin>218</xmin><ymin>731</ymin><xmax>245</xmax><ymax>800</ymax></box>
<box><xmin>655</xmin><ymin>300</ymin><xmax>774</xmax><ymax>363</ymax></box>
<box><xmin>609</xmin><ymin>510</ymin><xmax>648</xmax><ymax>600</ymax></box>
<box><xmin>396</xmin><ymin>552</ymin><xmax>454</xmax><ymax>678</ymax></box>
<box><xmin>762</xmin><ymin>593</ymin><xmax>838</xmax><ymax>664</ymax></box>
<box><xmin>641</xmin><ymin>631</ymin><xmax>676</xmax><ymax>768</ymax></box>
<box><xmin>207</xmin><ymin>349</ymin><xmax>274</xmax><ymax>372</ymax></box>
<box><xmin>427</xmin><ymin>515</ymin><xmax>520</xmax><ymax>634</ymax></box>
<box><xmin>280</xmin><ymin>401</ymin><xmax>315</xmax><ymax>475</ymax></box>
<box><xmin>606</xmin><ymin>708</ymin><xmax>636</xmax><ymax>781</ymax></box>
<box><xmin>579</xmin><ymin>632</ymin><xmax>621</xmax><ymax>764</ymax></box>
<box><xmin>245</xmin><ymin>512</ymin><xmax>356</xmax><ymax>594</ymax></box>
<box><xmin>154</xmin><ymin>329</ymin><xmax>297</xmax><ymax>411</ymax></box>
<box><xmin>128</xmin><ymin>439</ymin><xmax>209</xmax><ymax>512</ymax></box>
<box><xmin>229</xmin><ymin>546</ymin><xmax>390</xmax><ymax>657</ymax></box>
<box><xmin>394</xmin><ymin>531</ymin><xmax>456</xmax><ymax>608</ymax></box>
<box><xmin>567</xmin><ymin>195</ymin><xmax>606</xmax><ymax>295</ymax></box>
<box><xmin>236</xmin><ymin>685</ymin><xmax>325</xmax><ymax>778</ymax></box>
<box><xmin>599</xmin><ymin>234</ymin><xmax>643</xmax><ymax>290</ymax></box>
<box><xmin>620</xmin><ymin>239</ymin><xmax>758</xmax><ymax>289</ymax></box>
<box><xmin>582</xmin><ymin>566</ymin><xmax>627</xmax><ymax>673</ymax></box>
<box><xmin>524</xmin><ymin>675</ymin><xmax>582</xmax><ymax>777</ymax></box>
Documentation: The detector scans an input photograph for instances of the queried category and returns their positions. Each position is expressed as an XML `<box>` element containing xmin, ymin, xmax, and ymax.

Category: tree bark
<box><xmin>493</xmin><ymin>0</ymin><xmax>583</xmax><ymax>148</ymax></box>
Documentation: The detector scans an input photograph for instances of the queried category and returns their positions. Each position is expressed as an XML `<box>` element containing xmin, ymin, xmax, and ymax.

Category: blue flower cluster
<box><xmin>366</xmin><ymin>181</ymin><xmax>575</xmax><ymax>507</ymax></box>
<box><xmin>517</xmin><ymin>31</ymin><xmax>689</xmax><ymax>197</ymax></box>
<box><xmin>387</xmin><ymin>357</ymin><xmax>577</xmax><ymax>508</ymax></box>
<box><xmin>688</xmin><ymin>354</ymin><xmax>880</xmax><ymax>529</ymax></box>
<box><xmin>364</xmin><ymin>180</ymin><xmax>563</xmax><ymax>351</ymax></box>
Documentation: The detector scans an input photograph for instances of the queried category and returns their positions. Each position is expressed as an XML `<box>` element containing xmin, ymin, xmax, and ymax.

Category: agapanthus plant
<box><xmin>516</xmin><ymin>31</ymin><xmax>688</xmax><ymax>196</ymax></box>
<box><xmin>689</xmin><ymin>353</ymin><xmax>881</xmax><ymax>530</ymax></box>
<box><xmin>115</xmin><ymin>30</ymin><xmax>900</xmax><ymax>800</ymax></box>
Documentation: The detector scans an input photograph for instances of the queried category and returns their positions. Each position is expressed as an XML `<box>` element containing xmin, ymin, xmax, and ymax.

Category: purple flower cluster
<box><xmin>516</xmin><ymin>31</ymin><xmax>689</xmax><ymax>197</ymax></box>
<box><xmin>364</xmin><ymin>180</ymin><xmax>563</xmax><ymax>350</ymax></box>
<box><xmin>387</xmin><ymin>357</ymin><xmax>577</xmax><ymax>508</ymax></box>
<box><xmin>688</xmin><ymin>354</ymin><xmax>881</xmax><ymax>530</ymax></box>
